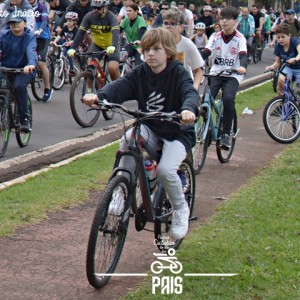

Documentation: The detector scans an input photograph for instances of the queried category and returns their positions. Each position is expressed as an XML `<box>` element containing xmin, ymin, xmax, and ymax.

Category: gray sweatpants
<box><xmin>120</xmin><ymin>125</ymin><xmax>187</xmax><ymax>210</ymax></box>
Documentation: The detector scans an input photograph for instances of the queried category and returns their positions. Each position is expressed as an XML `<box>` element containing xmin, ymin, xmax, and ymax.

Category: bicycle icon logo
<box><xmin>150</xmin><ymin>248</ymin><xmax>183</xmax><ymax>275</ymax></box>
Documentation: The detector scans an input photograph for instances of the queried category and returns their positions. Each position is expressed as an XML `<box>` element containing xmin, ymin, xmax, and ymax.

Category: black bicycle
<box><xmin>0</xmin><ymin>67</ymin><xmax>32</xmax><ymax>158</ymax></box>
<box><xmin>86</xmin><ymin>101</ymin><xmax>196</xmax><ymax>289</ymax></box>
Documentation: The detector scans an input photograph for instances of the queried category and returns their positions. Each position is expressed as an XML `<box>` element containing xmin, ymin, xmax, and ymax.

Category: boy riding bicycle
<box><xmin>0</xmin><ymin>10</ymin><xmax>37</xmax><ymax>132</ymax></box>
<box><xmin>83</xmin><ymin>27</ymin><xmax>200</xmax><ymax>240</ymax></box>
<box><xmin>201</xmin><ymin>6</ymin><xmax>247</xmax><ymax>150</ymax></box>
<box><xmin>265</xmin><ymin>23</ymin><xmax>300</xmax><ymax>96</ymax></box>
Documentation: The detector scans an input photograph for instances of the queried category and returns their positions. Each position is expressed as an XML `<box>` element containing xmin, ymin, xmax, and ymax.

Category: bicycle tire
<box><xmin>154</xmin><ymin>158</ymin><xmax>195</xmax><ymax>252</ymax></box>
<box><xmin>86</xmin><ymin>175</ymin><xmax>130</xmax><ymax>289</ymax></box>
<box><xmin>31</xmin><ymin>57</ymin><xmax>54</xmax><ymax>101</ymax></box>
<box><xmin>69</xmin><ymin>71</ymin><xmax>100</xmax><ymax>127</ymax></box>
<box><xmin>272</xmin><ymin>70</ymin><xmax>279</xmax><ymax>93</ymax></box>
<box><xmin>252</xmin><ymin>40</ymin><xmax>259</xmax><ymax>64</ymax></box>
<box><xmin>192</xmin><ymin>113</ymin><xmax>209</xmax><ymax>174</ymax></box>
<box><xmin>263</xmin><ymin>96</ymin><xmax>300</xmax><ymax>143</ymax></box>
<box><xmin>216</xmin><ymin>109</ymin><xmax>237</xmax><ymax>163</ymax></box>
<box><xmin>69</xmin><ymin>62</ymin><xmax>80</xmax><ymax>85</ymax></box>
<box><xmin>15</xmin><ymin>96</ymin><xmax>32</xmax><ymax>147</ymax></box>
<box><xmin>52</xmin><ymin>58</ymin><xmax>65</xmax><ymax>90</ymax></box>
<box><xmin>102</xmin><ymin>108</ymin><xmax>115</xmax><ymax>120</ymax></box>
<box><xmin>0</xmin><ymin>95</ymin><xmax>10</xmax><ymax>158</ymax></box>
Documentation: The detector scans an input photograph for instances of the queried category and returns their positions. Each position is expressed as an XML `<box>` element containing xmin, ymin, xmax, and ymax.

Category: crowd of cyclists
<box><xmin>0</xmin><ymin>0</ymin><xmax>299</xmax><ymax>240</ymax></box>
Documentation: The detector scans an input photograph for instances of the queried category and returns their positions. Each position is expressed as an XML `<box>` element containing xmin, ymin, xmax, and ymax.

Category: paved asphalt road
<box><xmin>1</xmin><ymin>47</ymin><xmax>275</xmax><ymax>162</ymax></box>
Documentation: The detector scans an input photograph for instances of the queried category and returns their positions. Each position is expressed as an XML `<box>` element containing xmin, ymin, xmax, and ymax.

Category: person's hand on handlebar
<box><xmin>23</xmin><ymin>65</ymin><xmax>35</xmax><ymax>74</ymax></box>
<box><xmin>237</xmin><ymin>66</ymin><xmax>246</xmax><ymax>75</ymax></box>
<box><xmin>83</xmin><ymin>93</ymin><xmax>99</xmax><ymax>107</ymax></box>
<box><xmin>181</xmin><ymin>110</ymin><xmax>196</xmax><ymax>125</ymax></box>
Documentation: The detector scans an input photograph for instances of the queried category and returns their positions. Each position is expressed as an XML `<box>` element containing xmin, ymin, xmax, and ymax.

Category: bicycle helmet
<box><xmin>203</xmin><ymin>5</ymin><xmax>212</xmax><ymax>11</ymax></box>
<box><xmin>195</xmin><ymin>22</ymin><xmax>206</xmax><ymax>30</ymax></box>
<box><xmin>91</xmin><ymin>0</ymin><xmax>108</xmax><ymax>8</ymax></box>
<box><xmin>65</xmin><ymin>12</ymin><xmax>78</xmax><ymax>20</ymax></box>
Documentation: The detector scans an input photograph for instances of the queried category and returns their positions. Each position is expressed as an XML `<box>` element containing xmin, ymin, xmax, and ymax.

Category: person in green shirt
<box><xmin>120</xmin><ymin>3</ymin><xmax>147</xmax><ymax>65</ymax></box>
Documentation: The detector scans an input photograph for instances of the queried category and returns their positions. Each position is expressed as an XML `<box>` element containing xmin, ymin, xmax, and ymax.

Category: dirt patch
<box><xmin>0</xmin><ymin>109</ymin><xmax>285</xmax><ymax>299</ymax></box>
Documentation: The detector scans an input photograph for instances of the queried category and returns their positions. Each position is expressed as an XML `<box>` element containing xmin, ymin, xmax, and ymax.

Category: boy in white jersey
<box><xmin>201</xmin><ymin>6</ymin><xmax>247</xmax><ymax>150</ymax></box>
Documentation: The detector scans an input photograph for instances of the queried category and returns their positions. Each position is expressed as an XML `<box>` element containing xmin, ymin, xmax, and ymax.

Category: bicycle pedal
<box><xmin>189</xmin><ymin>216</ymin><xmax>198</xmax><ymax>221</ymax></box>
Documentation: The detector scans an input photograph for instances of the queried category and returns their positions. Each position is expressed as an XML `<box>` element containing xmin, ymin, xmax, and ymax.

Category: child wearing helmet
<box><xmin>190</xmin><ymin>22</ymin><xmax>208</xmax><ymax>50</ymax></box>
<box><xmin>51</xmin><ymin>12</ymin><xmax>79</xmax><ymax>76</ymax></box>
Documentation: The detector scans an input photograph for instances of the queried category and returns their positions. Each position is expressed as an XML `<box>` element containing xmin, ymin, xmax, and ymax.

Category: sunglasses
<box><xmin>163</xmin><ymin>21</ymin><xmax>178</xmax><ymax>28</ymax></box>
<box><xmin>161</xmin><ymin>7</ymin><xmax>169</xmax><ymax>10</ymax></box>
<box><xmin>93</xmin><ymin>7</ymin><xmax>103</xmax><ymax>10</ymax></box>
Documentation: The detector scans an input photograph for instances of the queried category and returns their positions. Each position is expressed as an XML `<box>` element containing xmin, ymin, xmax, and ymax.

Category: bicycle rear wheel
<box><xmin>69</xmin><ymin>71</ymin><xmax>100</xmax><ymax>127</ymax></box>
<box><xmin>31</xmin><ymin>57</ymin><xmax>54</xmax><ymax>101</ymax></box>
<box><xmin>192</xmin><ymin>112</ymin><xmax>209</xmax><ymax>174</ymax></box>
<box><xmin>263</xmin><ymin>96</ymin><xmax>300</xmax><ymax>143</ymax></box>
<box><xmin>0</xmin><ymin>95</ymin><xmax>10</xmax><ymax>158</ymax></box>
<box><xmin>15</xmin><ymin>96</ymin><xmax>32</xmax><ymax>147</ymax></box>
<box><xmin>86</xmin><ymin>175</ymin><xmax>130</xmax><ymax>289</ymax></box>
<box><xmin>52</xmin><ymin>58</ymin><xmax>65</xmax><ymax>90</ymax></box>
<box><xmin>154</xmin><ymin>158</ymin><xmax>195</xmax><ymax>252</ymax></box>
<box><xmin>216</xmin><ymin>109</ymin><xmax>237</xmax><ymax>163</ymax></box>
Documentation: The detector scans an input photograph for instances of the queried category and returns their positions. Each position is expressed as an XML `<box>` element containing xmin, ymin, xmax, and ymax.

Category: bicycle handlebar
<box><xmin>0</xmin><ymin>66</ymin><xmax>25</xmax><ymax>73</ymax></box>
<box><xmin>204</xmin><ymin>69</ymin><xmax>241</xmax><ymax>77</ymax></box>
<box><xmin>75</xmin><ymin>50</ymin><xmax>107</xmax><ymax>57</ymax></box>
<box><xmin>95</xmin><ymin>100</ymin><xmax>182</xmax><ymax>121</ymax></box>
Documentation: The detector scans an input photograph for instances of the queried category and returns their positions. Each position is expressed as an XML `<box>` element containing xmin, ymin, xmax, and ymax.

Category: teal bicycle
<box><xmin>192</xmin><ymin>69</ymin><xmax>239</xmax><ymax>174</ymax></box>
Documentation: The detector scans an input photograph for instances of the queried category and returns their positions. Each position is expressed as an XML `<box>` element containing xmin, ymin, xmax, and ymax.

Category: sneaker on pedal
<box><xmin>108</xmin><ymin>188</ymin><xmax>125</xmax><ymax>215</ymax></box>
<box><xmin>219</xmin><ymin>134</ymin><xmax>231</xmax><ymax>150</ymax></box>
<box><xmin>248</xmin><ymin>55</ymin><xmax>252</xmax><ymax>62</ymax></box>
<box><xmin>20</xmin><ymin>118</ymin><xmax>31</xmax><ymax>133</ymax></box>
<box><xmin>170</xmin><ymin>203</ymin><xmax>189</xmax><ymax>240</ymax></box>
<box><xmin>43</xmin><ymin>88</ymin><xmax>53</xmax><ymax>102</ymax></box>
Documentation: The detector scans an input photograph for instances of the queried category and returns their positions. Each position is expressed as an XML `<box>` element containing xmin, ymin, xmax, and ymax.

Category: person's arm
<box><xmin>26</xmin><ymin>35</ymin><xmax>38</xmax><ymax>67</ymax></box>
<box><xmin>25</xmin><ymin>9</ymin><xmax>36</xmax><ymax>32</ymax></box>
<box><xmin>192</xmin><ymin>67</ymin><xmax>203</xmax><ymax>90</ymax></box>
<box><xmin>249</xmin><ymin>15</ymin><xmax>255</xmax><ymax>36</ymax></box>
<box><xmin>258</xmin><ymin>16</ymin><xmax>264</xmax><ymax>31</ymax></box>
<box><xmin>265</xmin><ymin>55</ymin><xmax>281</xmax><ymax>71</ymax></box>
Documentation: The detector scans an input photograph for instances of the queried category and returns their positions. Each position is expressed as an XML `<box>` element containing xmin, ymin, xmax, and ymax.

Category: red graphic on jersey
<box><xmin>230</xmin><ymin>47</ymin><xmax>237</xmax><ymax>55</ymax></box>
<box><xmin>216</xmin><ymin>46</ymin><xmax>221</xmax><ymax>51</ymax></box>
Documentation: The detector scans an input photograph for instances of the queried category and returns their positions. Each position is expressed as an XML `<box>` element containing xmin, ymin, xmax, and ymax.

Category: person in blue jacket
<box><xmin>0</xmin><ymin>10</ymin><xmax>37</xmax><ymax>132</ymax></box>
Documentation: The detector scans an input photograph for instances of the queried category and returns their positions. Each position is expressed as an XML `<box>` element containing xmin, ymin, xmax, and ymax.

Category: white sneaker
<box><xmin>108</xmin><ymin>188</ymin><xmax>124</xmax><ymax>215</ymax></box>
<box><xmin>170</xmin><ymin>203</ymin><xmax>190</xmax><ymax>240</ymax></box>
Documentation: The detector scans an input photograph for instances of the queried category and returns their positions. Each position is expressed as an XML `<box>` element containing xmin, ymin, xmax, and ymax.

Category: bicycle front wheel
<box><xmin>216</xmin><ymin>109</ymin><xmax>238</xmax><ymax>163</ymax></box>
<box><xmin>0</xmin><ymin>96</ymin><xmax>10</xmax><ymax>158</ymax></box>
<box><xmin>86</xmin><ymin>175</ymin><xmax>130</xmax><ymax>289</ymax></box>
<box><xmin>69</xmin><ymin>71</ymin><xmax>100</xmax><ymax>127</ymax></box>
<box><xmin>15</xmin><ymin>96</ymin><xmax>32</xmax><ymax>147</ymax></box>
<box><xmin>52</xmin><ymin>58</ymin><xmax>65</xmax><ymax>90</ymax></box>
<box><xmin>154</xmin><ymin>158</ymin><xmax>195</xmax><ymax>252</ymax></box>
<box><xmin>31</xmin><ymin>57</ymin><xmax>54</xmax><ymax>101</ymax></box>
<box><xmin>272</xmin><ymin>71</ymin><xmax>279</xmax><ymax>93</ymax></box>
<box><xmin>263</xmin><ymin>96</ymin><xmax>300</xmax><ymax>143</ymax></box>
<box><xmin>192</xmin><ymin>113</ymin><xmax>209</xmax><ymax>174</ymax></box>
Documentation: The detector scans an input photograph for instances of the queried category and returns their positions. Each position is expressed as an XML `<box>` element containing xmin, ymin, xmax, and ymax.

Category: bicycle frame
<box><xmin>76</xmin><ymin>51</ymin><xmax>109</xmax><ymax>90</ymax></box>
<box><xmin>201</xmin><ymin>89</ymin><xmax>223</xmax><ymax>142</ymax></box>
<box><xmin>108</xmin><ymin>122</ymin><xmax>162</xmax><ymax>223</ymax></box>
